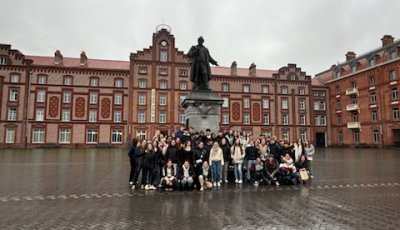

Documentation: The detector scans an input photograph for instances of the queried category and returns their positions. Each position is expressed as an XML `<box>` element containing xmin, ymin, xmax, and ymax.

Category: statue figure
<box><xmin>187</xmin><ymin>36</ymin><xmax>219</xmax><ymax>90</ymax></box>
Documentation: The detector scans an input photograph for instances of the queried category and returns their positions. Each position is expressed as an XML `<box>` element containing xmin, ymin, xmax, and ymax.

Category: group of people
<box><xmin>128</xmin><ymin>126</ymin><xmax>315</xmax><ymax>192</ymax></box>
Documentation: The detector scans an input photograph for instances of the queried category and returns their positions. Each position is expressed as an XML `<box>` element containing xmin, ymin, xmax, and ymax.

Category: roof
<box><xmin>311</xmin><ymin>77</ymin><xmax>324</xmax><ymax>86</ymax></box>
<box><xmin>25</xmin><ymin>55</ymin><xmax>130</xmax><ymax>70</ymax></box>
<box><xmin>211</xmin><ymin>66</ymin><xmax>277</xmax><ymax>78</ymax></box>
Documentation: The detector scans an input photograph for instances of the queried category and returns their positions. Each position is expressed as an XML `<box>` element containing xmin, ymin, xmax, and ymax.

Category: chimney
<box><xmin>80</xmin><ymin>51</ymin><xmax>88</xmax><ymax>66</ymax></box>
<box><xmin>381</xmin><ymin>35</ymin><xmax>394</xmax><ymax>47</ymax></box>
<box><xmin>230</xmin><ymin>61</ymin><xmax>237</xmax><ymax>75</ymax></box>
<box><xmin>345</xmin><ymin>51</ymin><xmax>356</xmax><ymax>61</ymax></box>
<box><xmin>54</xmin><ymin>50</ymin><xmax>63</xmax><ymax>64</ymax></box>
<box><xmin>249</xmin><ymin>63</ymin><xmax>256</xmax><ymax>76</ymax></box>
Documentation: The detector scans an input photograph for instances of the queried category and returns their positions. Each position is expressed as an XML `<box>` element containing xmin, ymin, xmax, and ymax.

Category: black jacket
<box><xmin>200</xmin><ymin>167</ymin><xmax>212</xmax><ymax>181</ymax></box>
<box><xmin>245</xmin><ymin>146</ymin><xmax>259</xmax><ymax>161</ymax></box>
<box><xmin>220</xmin><ymin>144</ymin><xmax>231</xmax><ymax>162</ymax></box>
<box><xmin>178</xmin><ymin>165</ymin><xmax>195</xmax><ymax>179</ymax></box>
<box><xmin>142</xmin><ymin>150</ymin><xmax>156</xmax><ymax>169</ymax></box>
<box><xmin>180</xmin><ymin>148</ymin><xmax>194</xmax><ymax>166</ymax></box>
<box><xmin>165</xmin><ymin>146</ymin><xmax>179</xmax><ymax>164</ymax></box>
<box><xmin>268</xmin><ymin>142</ymin><xmax>282</xmax><ymax>160</ymax></box>
<box><xmin>295</xmin><ymin>159</ymin><xmax>309</xmax><ymax>171</ymax></box>
<box><xmin>194</xmin><ymin>147</ymin><xmax>209</xmax><ymax>167</ymax></box>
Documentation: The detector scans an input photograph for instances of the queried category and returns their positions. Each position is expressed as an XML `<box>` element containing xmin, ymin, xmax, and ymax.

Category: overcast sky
<box><xmin>1</xmin><ymin>0</ymin><xmax>399</xmax><ymax>75</ymax></box>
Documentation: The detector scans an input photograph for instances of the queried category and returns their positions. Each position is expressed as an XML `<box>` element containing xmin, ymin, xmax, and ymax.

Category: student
<box><xmin>295</xmin><ymin>154</ymin><xmax>310</xmax><ymax>183</ymax></box>
<box><xmin>231</xmin><ymin>139</ymin><xmax>245</xmax><ymax>184</ymax></box>
<box><xmin>293</xmin><ymin>138</ymin><xmax>305</xmax><ymax>162</ymax></box>
<box><xmin>253</xmin><ymin>157</ymin><xmax>265</xmax><ymax>186</ymax></box>
<box><xmin>180</xmin><ymin>140</ymin><xmax>194</xmax><ymax>166</ymax></box>
<box><xmin>165</xmin><ymin>139</ymin><xmax>179</xmax><ymax>173</ymax></box>
<box><xmin>304</xmin><ymin>140</ymin><xmax>315</xmax><ymax>178</ymax></box>
<box><xmin>209</xmin><ymin>141</ymin><xmax>224</xmax><ymax>187</ymax></box>
<box><xmin>279</xmin><ymin>153</ymin><xmax>299</xmax><ymax>185</ymax></box>
<box><xmin>265</xmin><ymin>154</ymin><xmax>280</xmax><ymax>186</ymax></box>
<box><xmin>245</xmin><ymin>140</ymin><xmax>259</xmax><ymax>182</ymax></box>
<box><xmin>161</xmin><ymin>159</ymin><xmax>177</xmax><ymax>191</ymax></box>
<box><xmin>220</xmin><ymin>138</ymin><xmax>231</xmax><ymax>183</ymax></box>
<box><xmin>141</xmin><ymin>143</ymin><xmax>157</xmax><ymax>190</ymax></box>
<box><xmin>179</xmin><ymin>160</ymin><xmax>194</xmax><ymax>190</ymax></box>
<box><xmin>198</xmin><ymin>161</ymin><xmax>213</xmax><ymax>191</ymax></box>
<box><xmin>128</xmin><ymin>138</ymin><xmax>139</xmax><ymax>189</ymax></box>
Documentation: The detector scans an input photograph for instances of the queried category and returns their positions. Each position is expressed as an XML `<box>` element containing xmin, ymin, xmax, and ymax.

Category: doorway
<box><xmin>315</xmin><ymin>132</ymin><xmax>326</xmax><ymax>147</ymax></box>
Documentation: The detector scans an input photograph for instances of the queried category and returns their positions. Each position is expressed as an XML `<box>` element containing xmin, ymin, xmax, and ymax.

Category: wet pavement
<box><xmin>0</xmin><ymin>147</ymin><xmax>399</xmax><ymax>230</ymax></box>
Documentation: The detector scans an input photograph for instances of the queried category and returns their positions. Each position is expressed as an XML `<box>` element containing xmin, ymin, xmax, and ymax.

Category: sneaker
<box><xmin>310</xmin><ymin>175</ymin><xmax>314</xmax><ymax>179</ymax></box>
<box><xmin>235</xmin><ymin>179</ymin><xmax>238</xmax><ymax>183</ymax></box>
<box><xmin>145</xmin><ymin>184</ymin><xmax>150</xmax><ymax>190</ymax></box>
<box><xmin>150</xmin><ymin>185</ymin><xmax>156</xmax><ymax>190</ymax></box>
<box><xmin>217</xmin><ymin>182</ymin><xmax>221</xmax><ymax>187</ymax></box>
<box><xmin>213</xmin><ymin>182</ymin><xmax>217</xmax><ymax>187</ymax></box>
<box><xmin>225</xmin><ymin>180</ymin><xmax>229</xmax><ymax>183</ymax></box>
<box><xmin>131</xmin><ymin>185</ymin><xmax>135</xmax><ymax>190</ymax></box>
<box><xmin>275</xmin><ymin>181</ymin><xmax>280</xmax><ymax>186</ymax></box>
<box><xmin>141</xmin><ymin>185</ymin><xmax>145</xmax><ymax>190</ymax></box>
<box><xmin>238</xmin><ymin>180</ymin><xmax>243</xmax><ymax>184</ymax></box>
<box><xmin>253</xmin><ymin>182</ymin><xmax>259</xmax><ymax>187</ymax></box>
<box><xmin>129</xmin><ymin>181</ymin><xmax>133</xmax><ymax>186</ymax></box>
<box><xmin>200</xmin><ymin>187</ymin><xmax>204</xmax><ymax>191</ymax></box>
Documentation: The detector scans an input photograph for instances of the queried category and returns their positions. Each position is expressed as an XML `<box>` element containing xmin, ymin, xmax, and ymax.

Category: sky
<box><xmin>1</xmin><ymin>0</ymin><xmax>400</xmax><ymax>76</ymax></box>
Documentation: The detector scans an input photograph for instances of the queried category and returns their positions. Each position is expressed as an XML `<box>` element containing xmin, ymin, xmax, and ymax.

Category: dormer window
<box><xmin>335</xmin><ymin>70</ymin><xmax>341</xmax><ymax>78</ymax></box>
<box><xmin>160</xmin><ymin>50</ymin><xmax>168</xmax><ymax>62</ymax></box>
<box><xmin>290</xmin><ymin>74</ymin><xmax>296</xmax><ymax>81</ymax></box>
<box><xmin>138</xmin><ymin>67</ymin><xmax>148</xmax><ymax>75</ymax></box>
<box><xmin>351</xmin><ymin>64</ymin><xmax>357</xmax><ymax>73</ymax></box>
<box><xmin>389</xmin><ymin>49</ymin><xmax>397</xmax><ymax>60</ymax></box>
<box><xmin>368</xmin><ymin>57</ymin><xmax>375</xmax><ymax>67</ymax></box>
<box><xmin>159</xmin><ymin>68</ymin><xmax>168</xmax><ymax>76</ymax></box>
<box><xmin>179</xmin><ymin>69</ymin><xmax>188</xmax><ymax>77</ymax></box>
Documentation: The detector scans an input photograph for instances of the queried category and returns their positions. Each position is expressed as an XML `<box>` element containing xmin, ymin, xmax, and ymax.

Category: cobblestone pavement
<box><xmin>0</xmin><ymin>148</ymin><xmax>399</xmax><ymax>230</ymax></box>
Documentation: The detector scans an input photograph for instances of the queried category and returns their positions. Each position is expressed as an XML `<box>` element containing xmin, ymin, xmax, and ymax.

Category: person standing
<box><xmin>209</xmin><ymin>141</ymin><xmax>224</xmax><ymax>187</ymax></box>
<box><xmin>220</xmin><ymin>138</ymin><xmax>231</xmax><ymax>183</ymax></box>
<box><xmin>245</xmin><ymin>140</ymin><xmax>259</xmax><ymax>182</ymax></box>
<box><xmin>231</xmin><ymin>139</ymin><xmax>245</xmax><ymax>184</ymax></box>
<box><xmin>128</xmin><ymin>138</ymin><xmax>139</xmax><ymax>189</ymax></box>
<box><xmin>304</xmin><ymin>140</ymin><xmax>315</xmax><ymax>178</ymax></box>
<box><xmin>141</xmin><ymin>143</ymin><xmax>157</xmax><ymax>190</ymax></box>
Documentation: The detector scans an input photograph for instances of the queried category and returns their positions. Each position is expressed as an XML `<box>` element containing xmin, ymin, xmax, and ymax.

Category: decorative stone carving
<box><xmin>101</xmin><ymin>98</ymin><xmax>110</xmax><ymax>118</ymax></box>
<box><xmin>49</xmin><ymin>96</ymin><xmax>59</xmax><ymax>117</ymax></box>
<box><xmin>253</xmin><ymin>103</ymin><xmax>261</xmax><ymax>121</ymax></box>
<box><xmin>75</xmin><ymin>97</ymin><xmax>85</xmax><ymax>118</ymax></box>
<box><xmin>232</xmin><ymin>102</ymin><xmax>241</xmax><ymax>121</ymax></box>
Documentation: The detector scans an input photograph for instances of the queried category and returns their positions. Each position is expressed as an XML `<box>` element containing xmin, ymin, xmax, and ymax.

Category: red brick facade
<box><xmin>0</xmin><ymin>29</ymin><xmax>328</xmax><ymax>147</ymax></box>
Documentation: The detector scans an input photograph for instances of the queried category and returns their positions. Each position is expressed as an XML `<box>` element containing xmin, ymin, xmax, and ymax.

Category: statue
<box><xmin>187</xmin><ymin>36</ymin><xmax>219</xmax><ymax>90</ymax></box>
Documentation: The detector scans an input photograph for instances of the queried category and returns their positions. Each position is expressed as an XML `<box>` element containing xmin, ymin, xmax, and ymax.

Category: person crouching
<box><xmin>179</xmin><ymin>160</ymin><xmax>194</xmax><ymax>190</ymax></box>
<box><xmin>161</xmin><ymin>159</ymin><xmax>177</xmax><ymax>191</ymax></box>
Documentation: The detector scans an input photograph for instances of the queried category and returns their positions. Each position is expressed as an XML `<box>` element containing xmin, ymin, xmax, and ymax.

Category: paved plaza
<box><xmin>0</xmin><ymin>147</ymin><xmax>399</xmax><ymax>229</ymax></box>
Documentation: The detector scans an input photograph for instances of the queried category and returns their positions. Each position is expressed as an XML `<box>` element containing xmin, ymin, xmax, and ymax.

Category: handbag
<box><xmin>299</xmin><ymin>168</ymin><xmax>309</xmax><ymax>181</ymax></box>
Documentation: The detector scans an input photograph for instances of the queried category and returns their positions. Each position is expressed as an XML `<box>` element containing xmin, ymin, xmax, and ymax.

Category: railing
<box><xmin>346</xmin><ymin>104</ymin><xmax>360</xmax><ymax>112</ymax></box>
<box><xmin>347</xmin><ymin>122</ymin><xmax>361</xmax><ymax>129</ymax></box>
<box><xmin>346</xmin><ymin>87</ymin><xmax>359</xmax><ymax>96</ymax></box>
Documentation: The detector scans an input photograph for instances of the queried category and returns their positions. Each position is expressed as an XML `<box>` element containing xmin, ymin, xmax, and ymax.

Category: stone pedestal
<box><xmin>181</xmin><ymin>90</ymin><xmax>224</xmax><ymax>134</ymax></box>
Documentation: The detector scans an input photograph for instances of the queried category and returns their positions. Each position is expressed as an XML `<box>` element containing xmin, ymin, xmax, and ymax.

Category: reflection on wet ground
<box><xmin>0</xmin><ymin>148</ymin><xmax>399</xmax><ymax>229</ymax></box>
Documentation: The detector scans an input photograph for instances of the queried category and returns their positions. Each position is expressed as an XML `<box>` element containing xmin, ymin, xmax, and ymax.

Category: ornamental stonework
<box><xmin>49</xmin><ymin>96</ymin><xmax>59</xmax><ymax>117</ymax></box>
<box><xmin>101</xmin><ymin>98</ymin><xmax>110</xmax><ymax>118</ymax></box>
<box><xmin>253</xmin><ymin>103</ymin><xmax>261</xmax><ymax>121</ymax></box>
<box><xmin>232</xmin><ymin>102</ymin><xmax>241</xmax><ymax>121</ymax></box>
<box><xmin>75</xmin><ymin>97</ymin><xmax>85</xmax><ymax>118</ymax></box>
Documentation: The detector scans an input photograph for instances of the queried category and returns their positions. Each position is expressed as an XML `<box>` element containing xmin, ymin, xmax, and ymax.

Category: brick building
<box><xmin>0</xmin><ymin>27</ymin><xmax>328</xmax><ymax>148</ymax></box>
<box><xmin>316</xmin><ymin>35</ymin><xmax>400</xmax><ymax>147</ymax></box>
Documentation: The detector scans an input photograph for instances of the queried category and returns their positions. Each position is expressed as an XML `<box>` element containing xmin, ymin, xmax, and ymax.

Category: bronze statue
<box><xmin>187</xmin><ymin>36</ymin><xmax>218</xmax><ymax>90</ymax></box>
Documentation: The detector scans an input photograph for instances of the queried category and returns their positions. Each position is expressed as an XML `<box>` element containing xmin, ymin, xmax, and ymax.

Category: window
<box><xmin>138</xmin><ymin>67</ymin><xmax>148</xmax><ymax>75</ymax></box>
<box><xmin>338</xmin><ymin>132</ymin><xmax>343</xmax><ymax>144</ymax></box>
<box><xmin>160</xmin><ymin>50</ymin><xmax>168</xmax><ymax>62</ymax></box>
<box><xmin>300</xmin><ymin>131</ymin><xmax>307</xmax><ymax>141</ymax></box>
<box><xmin>336</xmin><ymin>100</ymin><xmax>341</xmax><ymax>110</ymax></box>
<box><xmin>337</xmin><ymin>115</ymin><xmax>342</xmax><ymax>125</ymax></box>
<box><xmin>89</xmin><ymin>92</ymin><xmax>98</xmax><ymax>104</ymax></box>
<box><xmin>351</xmin><ymin>97</ymin><xmax>357</xmax><ymax>104</ymax></box>
<box><xmin>64</xmin><ymin>76</ymin><xmax>72</xmax><ymax>85</ymax></box>
<box><xmin>159</xmin><ymin>94</ymin><xmax>167</xmax><ymax>106</ymax></box>
<box><xmin>369</xmin><ymin>76</ymin><xmax>375</xmax><ymax>86</ymax></box>
<box><xmin>10</xmin><ymin>74</ymin><xmax>19</xmax><ymax>83</ymax></box>
<box><xmin>159</xmin><ymin>111</ymin><xmax>166</xmax><ymax>123</ymax></box>
<box><xmin>351</xmin><ymin>81</ymin><xmax>357</xmax><ymax>88</ymax></box>
<box><xmin>299</xmin><ymin>88</ymin><xmax>305</xmax><ymax>95</ymax></box>
<box><xmin>243</xmin><ymin>98</ymin><xmax>250</xmax><ymax>109</ymax></box>
<box><xmin>222</xmin><ymin>113</ymin><xmax>229</xmax><ymax>124</ymax></box>
<box><xmin>314</xmin><ymin>101</ymin><xmax>319</xmax><ymax>110</ymax></box>
<box><xmin>86</xmin><ymin>129</ymin><xmax>98</xmax><ymax>143</ymax></box>
<box><xmin>243</xmin><ymin>84</ymin><xmax>250</xmax><ymax>93</ymax></box>
<box><xmin>222</xmin><ymin>84</ymin><xmax>229</xmax><ymax>92</ymax></box>
<box><xmin>393</xmin><ymin>108</ymin><xmax>400</xmax><ymax>121</ymax></box>
<box><xmin>36</xmin><ymin>90</ymin><xmax>46</xmax><ymax>102</ymax></box>
<box><xmin>7</xmin><ymin>108</ymin><xmax>17</xmax><ymax>121</ymax></box>
<box><xmin>138</xmin><ymin>111</ymin><xmax>145</xmax><ymax>123</ymax></box>
<box><xmin>111</xmin><ymin>130</ymin><xmax>123</xmax><ymax>144</ymax></box>
<box><xmin>263</xmin><ymin>131</ymin><xmax>272</xmax><ymax>138</ymax></box>
<box><xmin>138</xmin><ymin>93</ymin><xmax>146</xmax><ymax>105</ymax></box>
<box><xmin>179</xmin><ymin>69</ymin><xmax>188</xmax><ymax>77</ymax></box>
<box><xmin>370</xmin><ymin>91</ymin><xmax>377</xmax><ymax>104</ymax></box>
<box><xmin>282</xmin><ymin>131</ymin><xmax>289</xmax><ymax>139</ymax></box>
<box><xmin>290</xmin><ymin>74</ymin><xmax>296</xmax><ymax>81</ymax></box>
<box><xmin>114</xmin><ymin>110</ymin><xmax>122</xmax><ymax>122</ymax></box>
<box><xmin>335</xmin><ymin>70</ymin><xmax>341</xmax><ymax>78</ymax></box>
<box><xmin>300</xmin><ymin>115</ymin><xmax>306</xmax><ymax>125</ymax></box>
<box><xmin>321</xmin><ymin>92</ymin><xmax>326</xmax><ymax>97</ymax></box>
<box><xmin>321</xmin><ymin>115</ymin><xmax>326</xmax><ymax>126</ymax></box>
<box><xmin>160</xmin><ymin>81</ymin><xmax>167</xmax><ymax>89</ymax></box>
<box><xmin>9</xmin><ymin>89</ymin><xmax>18</xmax><ymax>101</ymax></box>
<box><xmin>222</xmin><ymin>97</ymin><xmax>229</xmax><ymax>108</ymax></box>
<box><xmin>262</xmin><ymin>98</ymin><xmax>269</xmax><ymax>109</ymax></box>
<box><xmin>352</xmin><ymin>113</ymin><xmax>359</xmax><ymax>122</ymax></box>
<box><xmin>32</xmin><ymin>129</ymin><xmax>45</xmax><ymax>143</ymax></box>
<box><xmin>36</xmin><ymin>108</ymin><xmax>44</xmax><ymax>121</ymax></box>
<box><xmin>299</xmin><ymin>99</ymin><xmax>305</xmax><ymax>110</ymax></box>
<box><xmin>59</xmin><ymin>129</ymin><xmax>71</xmax><ymax>144</ymax></box>
<box><xmin>115</xmin><ymin>79</ymin><xmax>123</xmax><ymax>88</ymax></box>
<box><xmin>282</xmin><ymin>114</ymin><xmax>289</xmax><ymax>125</ymax></box>
<box><xmin>114</xmin><ymin>93</ymin><xmax>122</xmax><ymax>105</ymax></box>
<box><xmin>38</xmin><ymin>75</ymin><xmax>46</xmax><ymax>84</ymax></box>
<box><xmin>0</xmin><ymin>56</ymin><xmax>7</xmax><ymax>65</ymax></box>
<box><xmin>354</xmin><ymin>131</ymin><xmax>360</xmax><ymax>144</ymax></box>
<box><xmin>389</xmin><ymin>50</ymin><xmax>397</xmax><ymax>60</ymax></box>
<box><xmin>281</xmin><ymin>86</ymin><xmax>288</xmax><ymax>94</ymax></box>
<box><xmin>138</xmin><ymin>79</ymin><xmax>147</xmax><ymax>88</ymax></box>
<box><xmin>180</xmin><ymin>95</ymin><xmax>186</xmax><ymax>104</ymax></box>
<box><xmin>390</xmin><ymin>70</ymin><xmax>397</xmax><ymax>81</ymax></box>
<box><xmin>391</xmin><ymin>88</ymin><xmax>398</xmax><ymax>101</ymax></box>
<box><xmin>90</xmin><ymin>78</ymin><xmax>98</xmax><ymax>87</ymax></box>
<box><xmin>243</xmin><ymin>113</ymin><xmax>250</xmax><ymax>124</ymax></box>
<box><xmin>372</xmin><ymin>111</ymin><xmax>378</xmax><ymax>122</ymax></box>
<box><xmin>179</xmin><ymin>113</ymin><xmax>186</xmax><ymax>124</ymax></box>
<box><xmin>314</xmin><ymin>116</ymin><xmax>320</xmax><ymax>126</ymax></box>
<box><xmin>159</xmin><ymin>68</ymin><xmax>168</xmax><ymax>76</ymax></box>
<box><xmin>62</xmin><ymin>109</ymin><xmax>70</xmax><ymax>122</ymax></box>
<box><xmin>136</xmin><ymin>130</ymin><xmax>147</xmax><ymax>140</ymax></box>
<box><xmin>368</xmin><ymin>58</ymin><xmax>375</xmax><ymax>67</ymax></box>
<box><xmin>335</xmin><ymin>86</ymin><xmax>340</xmax><ymax>94</ymax></box>
<box><xmin>262</xmin><ymin>86</ymin><xmax>269</xmax><ymax>94</ymax></box>
<box><xmin>373</xmin><ymin>130</ymin><xmax>380</xmax><ymax>144</ymax></box>
<box><xmin>180</xmin><ymin>81</ymin><xmax>187</xmax><ymax>90</ymax></box>
<box><xmin>5</xmin><ymin>128</ymin><xmax>15</xmax><ymax>143</ymax></box>
<box><xmin>89</xmin><ymin>110</ymin><xmax>97</xmax><ymax>122</ymax></box>
<box><xmin>281</xmin><ymin>99</ymin><xmax>288</xmax><ymax>110</ymax></box>
<box><xmin>320</xmin><ymin>101</ymin><xmax>326</xmax><ymax>110</ymax></box>
<box><xmin>263</xmin><ymin>114</ymin><xmax>270</xmax><ymax>125</ymax></box>
<box><xmin>63</xmin><ymin>91</ymin><xmax>71</xmax><ymax>103</ymax></box>
<box><xmin>351</xmin><ymin>65</ymin><xmax>357</xmax><ymax>73</ymax></box>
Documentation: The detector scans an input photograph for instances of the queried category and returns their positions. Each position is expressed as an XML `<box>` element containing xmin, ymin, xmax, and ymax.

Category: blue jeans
<box><xmin>234</xmin><ymin>163</ymin><xmax>242</xmax><ymax>181</ymax></box>
<box><xmin>247</xmin><ymin>160</ymin><xmax>256</xmax><ymax>180</ymax></box>
<box><xmin>211</xmin><ymin>161</ymin><xmax>222</xmax><ymax>183</ymax></box>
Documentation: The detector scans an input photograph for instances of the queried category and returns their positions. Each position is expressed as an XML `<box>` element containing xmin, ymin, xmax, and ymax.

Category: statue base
<box><xmin>181</xmin><ymin>90</ymin><xmax>224</xmax><ymax>134</ymax></box>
